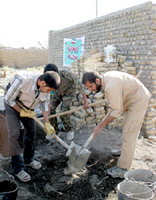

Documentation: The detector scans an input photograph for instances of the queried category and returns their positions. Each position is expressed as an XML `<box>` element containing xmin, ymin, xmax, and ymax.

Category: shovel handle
<box><xmin>83</xmin><ymin>133</ymin><xmax>94</xmax><ymax>149</ymax></box>
<box><xmin>83</xmin><ymin>109</ymin><xmax>112</xmax><ymax>149</ymax></box>
<box><xmin>33</xmin><ymin>117</ymin><xmax>70</xmax><ymax>149</ymax></box>
<box><xmin>54</xmin><ymin>134</ymin><xmax>70</xmax><ymax>149</ymax></box>
<box><xmin>17</xmin><ymin>102</ymin><xmax>71</xmax><ymax>150</ymax></box>
<box><xmin>39</xmin><ymin>99</ymin><xmax>107</xmax><ymax>120</ymax></box>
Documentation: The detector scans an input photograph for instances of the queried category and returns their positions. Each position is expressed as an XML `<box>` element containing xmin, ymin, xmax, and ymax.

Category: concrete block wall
<box><xmin>49</xmin><ymin>2</ymin><xmax>156</xmax><ymax>135</ymax></box>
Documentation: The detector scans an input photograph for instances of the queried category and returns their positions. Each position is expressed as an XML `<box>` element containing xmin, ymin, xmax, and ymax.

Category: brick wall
<box><xmin>49</xmin><ymin>2</ymin><xmax>156</xmax><ymax>136</ymax></box>
<box><xmin>0</xmin><ymin>48</ymin><xmax>48</xmax><ymax>68</ymax></box>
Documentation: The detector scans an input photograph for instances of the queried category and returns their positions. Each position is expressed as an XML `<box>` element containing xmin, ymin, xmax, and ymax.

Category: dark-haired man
<box><xmin>82</xmin><ymin>70</ymin><xmax>151</xmax><ymax>178</ymax></box>
<box><xmin>4</xmin><ymin>71</ymin><xmax>60</xmax><ymax>182</ymax></box>
<box><xmin>44</xmin><ymin>64</ymin><xmax>88</xmax><ymax>140</ymax></box>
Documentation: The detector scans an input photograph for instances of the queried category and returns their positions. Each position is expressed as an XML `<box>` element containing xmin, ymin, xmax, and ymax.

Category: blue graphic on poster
<box><xmin>63</xmin><ymin>36</ymin><xmax>85</xmax><ymax>66</ymax></box>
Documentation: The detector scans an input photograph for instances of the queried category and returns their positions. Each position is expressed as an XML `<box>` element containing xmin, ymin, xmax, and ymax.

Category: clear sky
<box><xmin>0</xmin><ymin>0</ymin><xmax>155</xmax><ymax>48</ymax></box>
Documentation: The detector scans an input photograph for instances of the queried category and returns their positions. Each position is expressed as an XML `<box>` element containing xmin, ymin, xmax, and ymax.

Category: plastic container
<box><xmin>124</xmin><ymin>169</ymin><xmax>156</xmax><ymax>191</ymax></box>
<box><xmin>117</xmin><ymin>180</ymin><xmax>154</xmax><ymax>200</ymax></box>
<box><xmin>0</xmin><ymin>170</ymin><xmax>19</xmax><ymax>200</ymax></box>
<box><xmin>0</xmin><ymin>180</ymin><xmax>19</xmax><ymax>200</ymax></box>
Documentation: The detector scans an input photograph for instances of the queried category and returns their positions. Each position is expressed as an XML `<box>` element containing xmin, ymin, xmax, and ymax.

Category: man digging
<box><xmin>4</xmin><ymin>71</ymin><xmax>60</xmax><ymax>182</ymax></box>
<box><xmin>44</xmin><ymin>63</ymin><xmax>88</xmax><ymax>140</ymax></box>
<box><xmin>82</xmin><ymin>70</ymin><xmax>151</xmax><ymax>178</ymax></box>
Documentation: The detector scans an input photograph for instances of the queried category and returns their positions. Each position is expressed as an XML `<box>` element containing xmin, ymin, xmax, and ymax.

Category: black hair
<box><xmin>82</xmin><ymin>71</ymin><xmax>101</xmax><ymax>84</ymax></box>
<box><xmin>39</xmin><ymin>71</ymin><xmax>60</xmax><ymax>89</ymax></box>
<box><xmin>44</xmin><ymin>63</ymin><xmax>58</xmax><ymax>73</ymax></box>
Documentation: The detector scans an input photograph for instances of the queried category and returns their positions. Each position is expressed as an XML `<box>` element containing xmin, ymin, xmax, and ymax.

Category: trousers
<box><xmin>5</xmin><ymin>103</ymin><xmax>36</xmax><ymax>174</ymax></box>
<box><xmin>117</xmin><ymin>97</ymin><xmax>150</xmax><ymax>169</ymax></box>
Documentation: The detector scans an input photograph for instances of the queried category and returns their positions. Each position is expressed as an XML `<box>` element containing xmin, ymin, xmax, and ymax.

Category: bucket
<box><xmin>124</xmin><ymin>169</ymin><xmax>156</xmax><ymax>191</ymax></box>
<box><xmin>117</xmin><ymin>180</ymin><xmax>154</xmax><ymax>200</ymax></box>
<box><xmin>0</xmin><ymin>170</ymin><xmax>19</xmax><ymax>200</ymax></box>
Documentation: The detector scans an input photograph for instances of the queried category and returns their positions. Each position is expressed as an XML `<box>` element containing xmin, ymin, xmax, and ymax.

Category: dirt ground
<box><xmin>1</xmin><ymin>125</ymin><xmax>156</xmax><ymax>200</ymax></box>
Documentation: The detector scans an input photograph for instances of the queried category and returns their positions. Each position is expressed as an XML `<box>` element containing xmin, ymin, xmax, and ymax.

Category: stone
<box><xmin>94</xmin><ymin>92</ymin><xmax>104</xmax><ymax>99</ymax></box>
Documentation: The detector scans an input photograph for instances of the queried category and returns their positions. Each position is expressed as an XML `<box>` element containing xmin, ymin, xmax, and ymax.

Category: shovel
<box><xmin>32</xmin><ymin>116</ymin><xmax>83</xmax><ymax>157</ymax></box>
<box><xmin>28</xmin><ymin>114</ymin><xmax>78</xmax><ymax>157</ymax></box>
<box><xmin>16</xmin><ymin>100</ymin><xmax>107</xmax><ymax>158</ymax></box>
<box><xmin>66</xmin><ymin>110</ymin><xmax>112</xmax><ymax>174</ymax></box>
<box><xmin>16</xmin><ymin>101</ymin><xmax>77</xmax><ymax>156</ymax></box>
<box><xmin>39</xmin><ymin>99</ymin><xmax>107</xmax><ymax>120</ymax></box>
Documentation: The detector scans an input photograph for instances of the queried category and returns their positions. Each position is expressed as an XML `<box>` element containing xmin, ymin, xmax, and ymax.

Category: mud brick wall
<box><xmin>0</xmin><ymin>49</ymin><xmax>48</xmax><ymax>68</ymax></box>
<box><xmin>49</xmin><ymin>2</ymin><xmax>156</xmax><ymax>136</ymax></box>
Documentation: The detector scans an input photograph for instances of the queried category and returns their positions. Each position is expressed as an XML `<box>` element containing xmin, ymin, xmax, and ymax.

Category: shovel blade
<box><xmin>67</xmin><ymin>146</ymin><xmax>91</xmax><ymax>173</ymax></box>
<box><xmin>65</xmin><ymin>141</ymin><xmax>81</xmax><ymax>157</ymax></box>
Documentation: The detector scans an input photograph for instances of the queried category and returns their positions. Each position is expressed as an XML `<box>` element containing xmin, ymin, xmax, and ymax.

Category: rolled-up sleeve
<box><xmin>4</xmin><ymin>77</ymin><xmax>22</xmax><ymax>107</ymax></box>
<box><xmin>40</xmin><ymin>94</ymin><xmax>50</xmax><ymax>112</ymax></box>
<box><xmin>105</xmin><ymin>80</ymin><xmax>123</xmax><ymax>118</ymax></box>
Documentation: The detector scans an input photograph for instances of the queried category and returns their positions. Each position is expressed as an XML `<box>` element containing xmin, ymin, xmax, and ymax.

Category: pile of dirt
<box><xmin>15</xmin><ymin>150</ymin><xmax>121</xmax><ymax>200</ymax></box>
<box><xmin>1</xmin><ymin>126</ymin><xmax>156</xmax><ymax>200</ymax></box>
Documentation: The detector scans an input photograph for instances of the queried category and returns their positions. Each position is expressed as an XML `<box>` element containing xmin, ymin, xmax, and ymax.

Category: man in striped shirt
<box><xmin>4</xmin><ymin>71</ymin><xmax>60</xmax><ymax>182</ymax></box>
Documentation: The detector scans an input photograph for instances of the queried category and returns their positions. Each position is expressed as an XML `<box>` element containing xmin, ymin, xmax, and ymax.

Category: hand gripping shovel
<box><xmin>16</xmin><ymin>101</ymin><xmax>77</xmax><ymax>157</ymax></box>
<box><xmin>66</xmin><ymin>110</ymin><xmax>112</xmax><ymax>174</ymax></box>
<box><xmin>32</xmin><ymin>116</ymin><xmax>80</xmax><ymax>157</ymax></box>
<box><xmin>39</xmin><ymin>99</ymin><xmax>107</xmax><ymax>120</ymax></box>
<box><xmin>17</xmin><ymin>100</ymin><xmax>106</xmax><ymax>158</ymax></box>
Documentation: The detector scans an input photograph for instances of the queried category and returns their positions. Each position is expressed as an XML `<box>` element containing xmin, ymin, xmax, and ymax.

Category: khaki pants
<box><xmin>117</xmin><ymin>98</ymin><xmax>150</xmax><ymax>169</ymax></box>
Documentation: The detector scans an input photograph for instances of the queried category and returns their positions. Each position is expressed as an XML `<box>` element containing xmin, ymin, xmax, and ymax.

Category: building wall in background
<box><xmin>0</xmin><ymin>48</ymin><xmax>48</xmax><ymax>68</ymax></box>
<box><xmin>49</xmin><ymin>2</ymin><xmax>156</xmax><ymax>93</ymax></box>
<box><xmin>49</xmin><ymin>2</ymin><xmax>156</xmax><ymax>136</ymax></box>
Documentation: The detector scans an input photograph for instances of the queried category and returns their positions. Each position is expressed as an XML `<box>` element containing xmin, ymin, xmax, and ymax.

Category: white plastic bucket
<box><xmin>117</xmin><ymin>181</ymin><xmax>154</xmax><ymax>200</ymax></box>
<box><xmin>124</xmin><ymin>169</ymin><xmax>156</xmax><ymax>191</ymax></box>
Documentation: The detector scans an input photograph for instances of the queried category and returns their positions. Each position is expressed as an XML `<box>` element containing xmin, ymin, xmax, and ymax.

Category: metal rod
<box><xmin>96</xmin><ymin>0</ymin><xmax>98</xmax><ymax>17</ymax></box>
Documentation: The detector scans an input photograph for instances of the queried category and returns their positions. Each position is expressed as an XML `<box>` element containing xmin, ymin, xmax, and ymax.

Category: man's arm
<box><xmin>42</xmin><ymin>111</ymin><xmax>50</xmax><ymax>123</ymax></box>
<box><xmin>93</xmin><ymin>78</ymin><xmax>124</xmax><ymax>137</ymax></box>
<box><xmin>41</xmin><ymin>99</ymin><xmax>55</xmax><ymax>136</ymax></box>
<box><xmin>40</xmin><ymin>96</ymin><xmax>50</xmax><ymax>123</ymax></box>
<box><xmin>82</xmin><ymin>93</ymin><xmax>89</xmax><ymax>109</ymax></box>
<box><xmin>94</xmin><ymin>115</ymin><xmax>115</xmax><ymax>137</ymax></box>
<box><xmin>4</xmin><ymin>77</ymin><xmax>23</xmax><ymax>113</ymax></box>
<box><xmin>75</xmin><ymin>76</ymin><xmax>89</xmax><ymax>108</ymax></box>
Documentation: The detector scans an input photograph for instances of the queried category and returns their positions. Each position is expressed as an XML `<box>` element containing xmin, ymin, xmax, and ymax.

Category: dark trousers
<box><xmin>5</xmin><ymin>103</ymin><xmax>36</xmax><ymax>174</ymax></box>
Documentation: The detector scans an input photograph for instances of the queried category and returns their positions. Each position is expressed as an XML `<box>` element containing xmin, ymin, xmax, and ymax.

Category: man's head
<box><xmin>38</xmin><ymin>71</ymin><xmax>60</xmax><ymax>93</ymax></box>
<box><xmin>82</xmin><ymin>71</ymin><xmax>102</xmax><ymax>92</ymax></box>
<box><xmin>44</xmin><ymin>63</ymin><xmax>58</xmax><ymax>73</ymax></box>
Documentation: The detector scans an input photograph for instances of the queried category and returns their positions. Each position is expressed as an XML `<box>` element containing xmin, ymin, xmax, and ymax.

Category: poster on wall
<box><xmin>63</xmin><ymin>36</ymin><xmax>85</xmax><ymax>67</ymax></box>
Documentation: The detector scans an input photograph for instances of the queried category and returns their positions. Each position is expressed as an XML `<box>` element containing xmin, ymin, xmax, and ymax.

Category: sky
<box><xmin>0</xmin><ymin>0</ymin><xmax>156</xmax><ymax>49</ymax></box>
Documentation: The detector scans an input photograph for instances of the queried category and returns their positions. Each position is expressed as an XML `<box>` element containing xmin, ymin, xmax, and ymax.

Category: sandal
<box><xmin>16</xmin><ymin>170</ymin><xmax>31</xmax><ymax>182</ymax></box>
<box><xmin>27</xmin><ymin>160</ymin><xmax>42</xmax><ymax>170</ymax></box>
